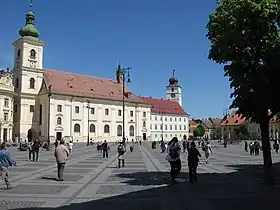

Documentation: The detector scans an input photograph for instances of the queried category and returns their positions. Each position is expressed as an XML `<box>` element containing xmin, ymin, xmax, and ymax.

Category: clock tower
<box><xmin>166</xmin><ymin>70</ymin><xmax>182</xmax><ymax>106</ymax></box>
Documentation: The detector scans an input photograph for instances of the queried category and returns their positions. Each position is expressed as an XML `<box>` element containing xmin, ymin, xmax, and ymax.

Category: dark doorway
<box><xmin>142</xmin><ymin>133</ymin><xmax>147</xmax><ymax>141</ymax></box>
<box><xmin>27</xmin><ymin>129</ymin><xmax>36</xmax><ymax>142</ymax></box>
<box><xmin>56</xmin><ymin>132</ymin><xmax>62</xmax><ymax>140</ymax></box>
<box><xmin>3</xmin><ymin>129</ymin><xmax>7</xmax><ymax>142</ymax></box>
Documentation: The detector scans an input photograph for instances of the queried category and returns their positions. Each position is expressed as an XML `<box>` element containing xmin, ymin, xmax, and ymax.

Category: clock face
<box><xmin>171</xmin><ymin>93</ymin><xmax>176</xmax><ymax>98</ymax></box>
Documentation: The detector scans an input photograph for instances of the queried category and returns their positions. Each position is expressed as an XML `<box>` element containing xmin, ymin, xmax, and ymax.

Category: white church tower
<box><xmin>12</xmin><ymin>3</ymin><xmax>44</xmax><ymax>141</ymax></box>
<box><xmin>166</xmin><ymin>70</ymin><xmax>182</xmax><ymax>106</ymax></box>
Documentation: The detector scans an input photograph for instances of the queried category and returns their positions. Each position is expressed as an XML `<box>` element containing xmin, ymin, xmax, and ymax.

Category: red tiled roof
<box><xmin>220</xmin><ymin>111</ymin><xmax>280</xmax><ymax>125</ymax></box>
<box><xmin>44</xmin><ymin>70</ymin><xmax>146</xmax><ymax>104</ymax></box>
<box><xmin>140</xmin><ymin>97</ymin><xmax>187</xmax><ymax>115</ymax></box>
<box><xmin>220</xmin><ymin>112</ymin><xmax>246</xmax><ymax>126</ymax></box>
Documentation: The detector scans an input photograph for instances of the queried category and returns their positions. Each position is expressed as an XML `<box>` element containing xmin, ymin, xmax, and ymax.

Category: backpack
<box><xmin>169</xmin><ymin>143</ymin><xmax>180</xmax><ymax>158</ymax></box>
<box><xmin>118</xmin><ymin>145</ymin><xmax>125</xmax><ymax>155</ymax></box>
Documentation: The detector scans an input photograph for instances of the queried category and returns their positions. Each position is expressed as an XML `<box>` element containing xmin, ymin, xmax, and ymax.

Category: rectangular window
<box><xmin>91</xmin><ymin>108</ymin><xmax>95</xmax><ymax>114</ymax></box>
<box><xmin>75</xmin><ymin>106</ymin><xmax>79</xmax><ymax>113</ymax></box>
<box><xmin>170</xmin><ymin>125</ymin><xmax>172</xmax><ymax>130</ymax></box>
<box><xmin>39</xmin><ymin>104</ymin><xmax>42</xmax><ymax>125</ymax></box>
<box><xmin>118</xmin><ymin>110</ymin><xmax>122</xmax><ymax>116</ymax></box>
<box><xmin>57</xmin><ymin>105</ymin><xmax>62</xmax><ymax>112</ymax></box>
<box><xmin>143</xmin><ymin>112</ymin><xmax>146</xmax><ymax>118</ymax></box>
<box><xmin>4</xmin><ymin>113</ymin><xmax>8</xmax><ymax>121</ymax></box>
<box><xmin>105</xmin><ymin>108</ymin><xmax>109</xmax><ymax>115</ymax></box>
<box><xmin>30</xmin><ymin>105</ymin><xmax>35</xmax><ymax>112</ymax></box>
<box><xmin>165</xmin><ymin>125</ymin><xmax>167</xmax><ymax>130</ymax></box>
<box><xmin>4</xmin><ymin>98</ymin><xmax>9</xmax><ymax>107</ymax></box>
<box><xmin>130</xmin><ymin>111</ymin><xmax>133</xmax><ymax>117</ymax></box>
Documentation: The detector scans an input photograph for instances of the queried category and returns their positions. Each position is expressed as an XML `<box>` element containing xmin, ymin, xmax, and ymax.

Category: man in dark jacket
<box><xmin>188</xmin><ymin>141</ymin><xmax>201</xmax><ymax>184</ymax></box>
<box><xmin>102</xmin><ymin>140</ymin><xmax>108</xmax><ymax>158</ymax></box>
<box><xmin>32</xmin><ymin>139</ymin><xmax>41</xmax><ymax>162</ymax></box>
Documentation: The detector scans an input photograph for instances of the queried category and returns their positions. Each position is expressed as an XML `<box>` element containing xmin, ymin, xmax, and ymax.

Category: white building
<box><xmin>11</xmin><ymin>8</ymin><xmax>150</xmax><ymax>143</ymax></box>
<box><xmin>3</xmin><ymin>7</ymin><xmax>189</xmax><ymax>143</ymax></box>
<box><xmin>140</xmin><ymin>71</ymin><xmax>189</xmax><ymax>141</ymax></box>
<box><xmin>0</xmin><ymin>70</ymin><xmax>15</xmax><ymax>142</ymax></box>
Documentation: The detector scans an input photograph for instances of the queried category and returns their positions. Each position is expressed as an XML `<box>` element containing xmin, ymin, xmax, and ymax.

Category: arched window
<box><xmin>129</xmin><ymin>125</ymin><xmax>134</xmax><ymax>137</ymax></box>
<box><xmin>30</xmin><ymin>78</ymin><xmax>35</xmax><ymax>89</ymax></box>
<box><xmin>90</xmin><ymin>124</ymin><xmax>95</xmax><ymax>132</ymax></box>
<box><xmin>104</xmin><ymin>125</ymin><xmax>110</xmax><ymax>133</ymax></box>
<box><xmin>30</xmin><ymin>49</ymin><xmax>36</xmax><ymax>59</ymax></box>
<box><xmin>74</xmin><ymin>124</ymin><xmax>80</xmax><ymax>133</ymax></box>
<box><xmin>143</xmin><ymin>121</ymin><xmax>146</xmax><ymax>127</ymax></box>
<box><xmin>17</xmin><ymin>49</ymin><xmax>21</xmax><ymax>57</ymax></box>
<box><xmin>57</xmin><ymin>117</ymin><xmax>62</xmax><ymax>125</ymax></box>
<box><xmin>117</xmin><ymin>125</ymin><xmax>122</xmax><ymax>136</ymax></box>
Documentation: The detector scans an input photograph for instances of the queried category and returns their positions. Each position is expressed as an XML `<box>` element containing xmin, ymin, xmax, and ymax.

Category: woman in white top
<box><xmin>204</xmin><ymin>141</ymin><xmax>212</xmax><ymax>164</ymax></box>
<box><xmin>68</xmin><ymin>141</ymin><xmax>73</xmax><ymax>153</ymax></box>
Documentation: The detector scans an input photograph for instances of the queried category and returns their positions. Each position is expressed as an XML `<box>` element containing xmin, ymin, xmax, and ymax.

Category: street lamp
<box><xmin>223</xmin><ymin>108</ymin><xmax>229</xmax><ymax>147</ymax></box>
<box><xmin>87</xmin><ymin>100</ymin><xmax>90</xmax><ymax>146</ymax></box>
<box><xmin>47</xmin><ymin>85</ymin><xmax>52</xmax><ymax>147</ymax></box>
<box><xmin>117</xmin><ymin>65</ymin><xmax>132</xmax><ymax>147</ymax></box>
<box><xmin>159</xmin><ymin>108</ymin><xmax>166</xmax><ymax>142</ymax></box>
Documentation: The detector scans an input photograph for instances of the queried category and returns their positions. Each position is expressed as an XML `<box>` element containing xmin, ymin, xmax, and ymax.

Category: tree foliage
<box><xmin>234</xmin><ymin>124</ymin><xmax>249</xmax><ymax>139</ymax></box>
<box><xmin>206</xmin><ymin>0</ymin><xmax>280</xmax><ymax>185</ymax></box>
<box><xmin>195</xmin><ymin>124</ymin><xmax>205</xmax><ymax>137</ymax></box>
<box><xmin>206</xmin><ymin>0</ymin><xmax>280</xmax><ymax>121</ymax></box>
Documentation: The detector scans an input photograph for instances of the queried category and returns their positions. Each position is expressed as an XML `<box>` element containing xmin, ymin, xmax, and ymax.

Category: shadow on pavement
<box><xmin>16</xmin><ymin>162</ymin><xmax>280</xmax><ymax>210</ymax></box>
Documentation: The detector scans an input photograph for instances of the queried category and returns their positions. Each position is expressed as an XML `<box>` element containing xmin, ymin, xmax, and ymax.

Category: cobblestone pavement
<box><xmin>1</xmin><ymin>141</ymin><xmax>280</xmax><ymax>210</ymax></box>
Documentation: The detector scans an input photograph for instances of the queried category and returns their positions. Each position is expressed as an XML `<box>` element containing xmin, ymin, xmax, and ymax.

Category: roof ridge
<box><xmin>44</xmin><ymin>68</ymin><xmax>116</xmax><ymax>82</ymax></box>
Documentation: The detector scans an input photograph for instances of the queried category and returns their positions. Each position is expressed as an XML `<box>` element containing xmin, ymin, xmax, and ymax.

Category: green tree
<box><xmin>196</xmin><ymin>124</ymin><xmax>205</xmax><ymax>138</ymax></box>
<box><xmin>206</xmin><ymin>0</ymin><xmax>280</xmax><ymax>185</ymax></box>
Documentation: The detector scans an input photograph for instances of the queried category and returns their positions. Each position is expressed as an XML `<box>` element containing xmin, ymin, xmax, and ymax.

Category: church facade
<box><xmin>0</xmin><ymin>8</ymin><xmax>189</xmax><ymax>143</ymax></box>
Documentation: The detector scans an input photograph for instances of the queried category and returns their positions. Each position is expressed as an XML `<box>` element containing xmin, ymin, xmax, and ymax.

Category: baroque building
<box><xmin>2</xmin><ymin>7</ymin><xmax>189</xmax><ymax>143</ymax></box>
<box><xmin>11</xmin><ymin>8</ymin><xmax>150</xmax><ymax>143</ymax></box>
<box><xmin>0</xmin><ymin>70</ymin><xmax>15</xmax><ymax>142</ymax></box>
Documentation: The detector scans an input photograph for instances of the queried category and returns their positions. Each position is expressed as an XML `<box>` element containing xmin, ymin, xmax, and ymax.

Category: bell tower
<box><xmin>12</xmin><ymin>1</ymin><xmax>45</xmax><ymax>140</ymax></box>
<box><xmin>166</xmin><ymin>70</ymin><xmax>182</xmax><ymax>106</ymax></box>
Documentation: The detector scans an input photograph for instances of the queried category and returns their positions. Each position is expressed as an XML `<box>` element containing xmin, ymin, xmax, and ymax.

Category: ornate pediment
<box><xmin>0</xmin><ymin>70</ymin><xmax>14</xmax><ymax>92</ymax></box>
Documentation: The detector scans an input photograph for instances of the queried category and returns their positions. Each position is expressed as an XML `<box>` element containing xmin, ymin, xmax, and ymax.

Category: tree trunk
<box><xmin>260</xmin><ymin>118</ymin><xmax>275</xmax><ymax>185</ymax></box>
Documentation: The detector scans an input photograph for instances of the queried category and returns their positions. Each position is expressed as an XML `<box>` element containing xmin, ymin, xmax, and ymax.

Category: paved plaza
<box><xmin>0</xmin><ymin>142</ymin><xmax>280</xmax><ymax>210</ymax></box>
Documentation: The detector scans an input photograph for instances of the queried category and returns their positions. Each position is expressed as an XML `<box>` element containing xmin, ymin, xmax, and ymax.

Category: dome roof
<box><xmin>169</xmin><ymin>70</ymin><xmax>179</xmax><ymax>85</ymax></box>
<box><xmin>19</xmin><ymin>10</ymin><xmax>40</xmax><ymax>40</ymax></box>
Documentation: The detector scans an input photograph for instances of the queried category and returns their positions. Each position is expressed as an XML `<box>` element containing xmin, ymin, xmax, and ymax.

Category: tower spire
<box><xmin>173</xmin><ymin>69</ymin><xmax>175</xmax><ymax>77</ymax></box>
<box><xmin>18</xmin><ymin>0</ymin><xmax>40</xmax><ymax>40</ymax></box>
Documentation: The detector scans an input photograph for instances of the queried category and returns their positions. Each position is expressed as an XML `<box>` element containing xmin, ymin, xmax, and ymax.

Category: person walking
<box><xmin>117</xmin><ymin>142</ymin><xmax>125</xmax><ymax>168</ymax></box>
<box><xmin>54</xmin><ymin>140</ymin><xmax>69</xmax><ymax>181</ymax></box>
<box><xmin>32</xmin><ymin>139</ymin><xmax>41</xmax><ymax>162</ymax></box>
<box><xmin>0</xmin><ymin>142</ymin><xmax>17</xmax><ymax>189</ymax></box>
<box><xmin>244</xmin><ymin>141</ymin><xmax>248</xmax><ymax>152</ymax></box>
<box><xmin>188</xmin><ymin>142</ymin><xmax>201</xmax><ymax>184</ymax></box>
<box><xmin>27</xmin><ymin>141</ymin><xmax>33</xmax><ymax>161</ymax></box>
<box><xmin>102</xmin><ymin>140</ymin><xmax>108</xmax><ymax>158</ymax></box>
<box><xmin>68</xmin><ymin>141</ymin><xmax>73</xmax><ymax>153</ymax></box>
<box><xmin>204</xmin><ymin>141</ymin><xmax>212</xmax><ymax>164</ymax></box>
<box><xmin>165</xmin><ymin>137</ymin><xmax>181</xmax><ymax>183</ymax></box>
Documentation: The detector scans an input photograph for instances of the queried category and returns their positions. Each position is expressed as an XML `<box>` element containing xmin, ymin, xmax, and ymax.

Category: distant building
<box><xmin>141</xmin><ymin>71</ymin><xmax>189</xmax><ymax>141</ymax></box>
<box><xmin>201</xmin><ymin>118</ymin><xmax>222</xmax><ymax>139</ymax></box>
<box><xmin>220</xmin><ymin>111</ymin><xmax>280</xmax><ymax>140</ymax></box>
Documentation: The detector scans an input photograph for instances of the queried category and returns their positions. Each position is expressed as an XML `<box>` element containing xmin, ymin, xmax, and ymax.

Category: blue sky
<box><xmin>0</xmin><ymin>0</ymin><xmax>232</xmax><ymax>119</ymax></box>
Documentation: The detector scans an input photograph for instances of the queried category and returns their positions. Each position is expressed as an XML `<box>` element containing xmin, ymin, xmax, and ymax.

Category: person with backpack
<box><xmin>165</xmin><ymin>137</ymin><xmax>181</xmax><ymax>183</ymax></box>
<box><xmin>117</xmin><ymin>142</ymin><xmax>125</xmax><ymax>168</ymax></box>
<box><xmin>188</xmin><ymin>141</ymin><xmax>201</xmax><ymax>184</ymax></box>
